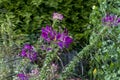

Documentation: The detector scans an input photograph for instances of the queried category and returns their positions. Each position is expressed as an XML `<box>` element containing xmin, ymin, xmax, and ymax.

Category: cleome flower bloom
<box><xmin>56</xmin><ymin>29</ymin><xmax>73</xmax><ymax>49</ymax></box>
<box><xmin>102</xmin><ymin>14</ymin><xmax>120</xmax><ymax>26</ymax></box>
<box><xmin>26</xmin><ymin>52</ymin><xmax>37</xmax><ymax>62</ymax></box>
<box><xmin>17</xmin><ymin>73</ymin><xmax>29</xmax><ymax>80</ymax></box>
<box><xmin>41</xmin><ymin>25</ymin><xmax>56</xmax><ymax>42</ymax></box>
<box><xmin>19</xmin><ymin>44</ymin><xmax>37</xmax><ymax>62</ymax></box>
<box><xmin>41</xmin><ymin>26</ymin><xmax>73</xmax><ymax>49</ymax></box>
<box><xmin>53</xmin><ymin>12</ymin><xmax>64</xmax><ymax>20</ymax></box>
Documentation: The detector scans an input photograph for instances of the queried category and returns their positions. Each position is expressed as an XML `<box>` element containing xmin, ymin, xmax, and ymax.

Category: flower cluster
<box><xmin>17</xmin><ymin>68</ymin><xmax>39</xmax><ymax>80</ymax></box>
<box><xmin>102</xmin><ymin>14</ymin><xmax>120</xmax><ymax>26</ymax></box>
<box><xmin>41</xmin><ymin>25</ymin><xmax>56</xmax><ymax>42</ymax></box>
<box><xmin>19</xmin><ymin>44</ymin><xmax>37</xmax><ymax>62</ymax></box>
<box><xmin>41</xmin><ymin>26</ymin><xmax>73</xmax><ymax>49</ymax></box>
<box><xmin>17</xmin><ymin>12</ymin><xmax>72</xmax><ymax>80</ymax></box>
<box><xmin>17</xmin><ymin>73</ymin><xmax>29</xmax><ymax>80</ymax></box>
<box><xmin>53</xmin><ymin>12</ymin><xmax>64</xmax><ymax>20</ymax></box>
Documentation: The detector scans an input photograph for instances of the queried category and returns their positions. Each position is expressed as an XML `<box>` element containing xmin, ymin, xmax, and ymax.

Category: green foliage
<box><xmin>58</xmin><ymin>0</ymin><xmax>120</xmax><ymax>79</ymax></box>
<box><xmin>0</xmin><ymin>0</ymin><xmax>97</xmax><ymax>46</ymax></box>
<box><xmin>88</xmin><ymin>0</ymin><xmax>120</xmax><ymax>80</ymax></box>
<box><xmin>0</xmin><ymin>0</ymin><xmax>120</xmax><ymax>80</ymax></box>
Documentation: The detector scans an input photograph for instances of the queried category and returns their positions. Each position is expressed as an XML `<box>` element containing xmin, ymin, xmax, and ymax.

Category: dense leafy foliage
<box><xmin>0</xmin><ymin>0</ymin><xmax>97</xmax><ymax>46</ymax></box>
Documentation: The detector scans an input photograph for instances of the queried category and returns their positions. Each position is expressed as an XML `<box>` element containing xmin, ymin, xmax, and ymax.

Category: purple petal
<box><xmin>41</xmin><ymin>26</ymin><xmax>56</xmax><ymax>42</ymax></box>
<box><xmin>63</xmin><ymin>28</ymin><xmax>68</xmax><ymax>35</ymax></box>
<box><xmin>45</xmin><ymin>25</ymin><xmax>53</xmax><ymax>32</ymax></box>
<box><xmin>64</xmin><ymin>36</ymin><xmax>73</xmax><ymax>43</ymax></box>
<box><xmin>102</xmin><ymin>14</ymin><xmax>114</xmax><ymax>23</ymax></box>
<box><xmin>49</xmin><ymin>30</ymin><xmax>56</xmax><ymax>40</ymax></box>
<box><xmin>117</xmin><ymin>18</ymin><xmax>120</xmax><ymax>23</ymax></box>
<box><xmin>17</xmin><ymin>73</ymin><xmax>29</xmax><ymax>80</ymax></box>
<box><xmin>21</xmin><ymin>50</ymin><xmax>27</xmax><ymax>57</ymax></box>
<box><xmin>102</xmin><ymin>14</ymin><xmax>120</xmax><ymax>26</ymax></box>
<box><xmin>41</xmin><ymin>31</ymin><xmax>48</xmax><ymax>39</ymax></box>
<box><xmin>47</xmin><ymin>47</ymin><xmax>52</xmax><ymax>51</ymax></box>
<box><xmin>24</xmin><ymin>44</ymin><xmax>33</xmax><ymax>50</ymax></box>
<box><xmin>27</xmin><ymin>52</ymin><xmax>37</xmax><ymax>62</ymax></box>
<box><xmin>56</xmin><ymin>33</ymin><xmax>61</xmax><ymax>40</ymax></box>
<box><xmin>57</xmin><ymin>41</ymin><xmax>64</xmax><ymax>49</ymax></box>
<box><xmin>58</xmin><ymin>33</ymin><xmax>65</xmax><ymax>41</ymax></box>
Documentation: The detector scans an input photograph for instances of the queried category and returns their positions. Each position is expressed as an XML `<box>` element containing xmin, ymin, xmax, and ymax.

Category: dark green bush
<box><xmin>0</xmin><ymin>0</ymin><xmax>98</xmax><ymax>46</ymax></box>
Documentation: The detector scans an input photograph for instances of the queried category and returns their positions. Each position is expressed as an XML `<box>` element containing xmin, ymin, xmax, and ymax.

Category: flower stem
<box><xmin>52</xmin><ymin>19</ymin><xmax>57</xmax><ymax>28</ymax></box>
<box><xmin>39</xmin><ymin>48</ymin><xmax>59</xmax><ymax>80</ymax></box>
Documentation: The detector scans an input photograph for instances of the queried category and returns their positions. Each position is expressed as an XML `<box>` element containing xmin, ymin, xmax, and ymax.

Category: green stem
<box><xmin>40</xmin><ymin>49</ymin><xmax>59</xmax><ymax>80</ymax></box>
<box><xmin>52</xmin><ymin>19</ymin><xmax>57</xmax><ymax>28</ymax></box>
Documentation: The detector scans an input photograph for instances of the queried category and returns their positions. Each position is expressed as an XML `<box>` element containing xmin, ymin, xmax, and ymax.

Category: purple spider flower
<box><xmin>53</xmin><ymin>12</ymin><xmax>64</xmax><ymax>20</ymax></box>
<box><xmin>102</xmin><ymin>14</ymin><xmax>114</xmax><ymax>22</ymax></box>
<box><xmin>20</xmin><ymin>44</ymin><xmax>33</xmax><ymax>57</ymax></box>
<box><xmin>56</xmin><ymin>29</ymin><xmax>73</xmax><ymax>49</ymax></box>
<box><xmin>19</xmin><ymin>44</ymin><xmax>37</xmax><ymax>61</ymax></box>
<box><xmin>27</xmin><ymin>52</ymin><xmax>37</xmax><ymax>62</ymax></box>
<box><xmin>46</xmin><ymin>47</ymin><xmax>52</xmax><ymax>51</ymax></box>
<box><xmin>23</xmin><ymin>44</ymin><xmax>33</xmax><ymax>50</ymax></box>
<box><xmin>57</xmin><ymin>35</ymin><xmax>73</xmax><ymax>49</ymax></box>
<box><xmin>41</xmin><ymin>25</ymin><xmax>56</xmax><ymax>42</ymax></box>
<box><xmin>17</xmin><ymin>73</ymin><xmax>29</xmax><ymax>80</ymax></box>
<box><xmin>102</xmin><ymin>14</ymin><xmax>120</xmax><ymax>26</ymax></box>
<box><xmin>20</xmin><ymin>49</ymin><xmax>27</xmax><ymax>57</ymax></box>
<box><xmin>41</xmin><ymin>26</ymin><xmax>73</xmax><ymax>49</ymax></box>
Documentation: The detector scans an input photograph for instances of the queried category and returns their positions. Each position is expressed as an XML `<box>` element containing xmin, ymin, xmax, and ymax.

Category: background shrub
<box><xmin>0</xmin><ymin>0</ymin><xmax>98</xmax><ymax>47</ymax></box>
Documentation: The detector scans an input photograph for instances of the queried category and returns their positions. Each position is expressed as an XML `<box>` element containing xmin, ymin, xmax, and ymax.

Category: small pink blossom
<box><xmin>53</xmin><ymin>12</ymin><xmax>63</xmax><ymax>20</ymax></box>
<box><xmin>30</xmin><ymin>68</ymin><xmax>39</xmax><ymax>76</ymax></box>
<box><xmin>52</xmin><ymin>63</ymin><xmax>58</xmax><ymax>72</ymax></box>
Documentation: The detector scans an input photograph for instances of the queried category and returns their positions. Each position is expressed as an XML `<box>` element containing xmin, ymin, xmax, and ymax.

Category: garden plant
<box><xmin>0</xmin><ymin>0</ymin><xmax>120</xmax><ymax>80</ymax></box>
